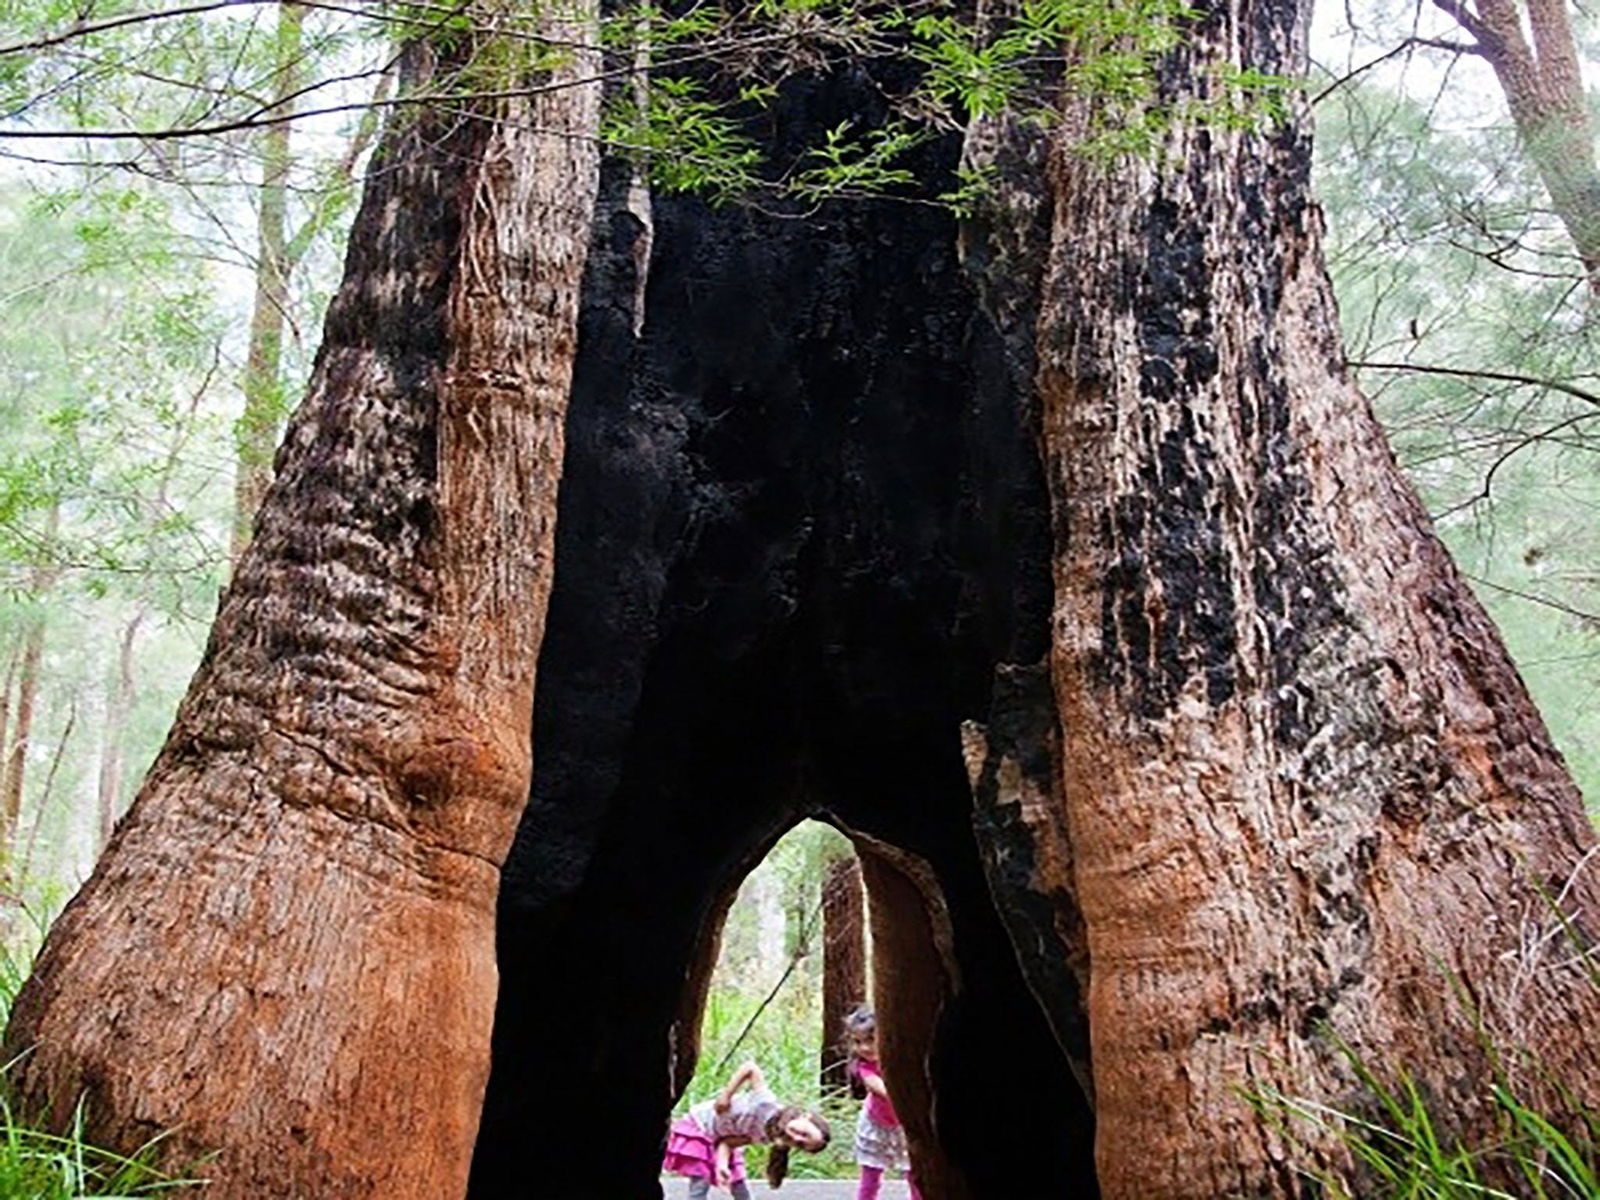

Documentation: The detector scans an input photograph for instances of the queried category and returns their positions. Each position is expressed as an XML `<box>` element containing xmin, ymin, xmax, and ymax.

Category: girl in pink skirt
<box><xmin>662</xmin><ymin>1060</ymin><xmax>831</xmax><ymax>1197</ymax></box>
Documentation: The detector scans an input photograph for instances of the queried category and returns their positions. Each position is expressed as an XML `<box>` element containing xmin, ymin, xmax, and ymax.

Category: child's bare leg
<box><xmin>857</xmin><ymin>1164</ymin><xmax>884</xmax><ymax>1200</ymax></box>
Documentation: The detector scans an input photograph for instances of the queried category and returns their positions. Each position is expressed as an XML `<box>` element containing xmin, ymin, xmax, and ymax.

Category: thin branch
<box><xmin>1432</xmin><ymin>411</ymin><xmax>1600</xmax><ymax>519</ymax></box>
<box><xmin>19</xmin><ymin>700</ymin><xmax>77</xmax><ymax>883</ymax></box>
<box><xmin>714</xmin><ymin>892</ymin><xmax>826</xmax><ymax>1074</ymax></box>
<box><xmin>1464</xmin><ymin>573</ymin><xmax>1600</xmax><ymax>626</ymax></box>
<box><xmin>0</xmin><ymin>0</ymin><xmax>273</xmax><ymax>58</ymax></box>
<box><xmin>1349</xmin><ymin>360</ymin><xmax>1600</xmax><ymax>411</ymax></box>
<box><xmin>1312</xmin><ymin>34</ymin><xmax>1481</xmax><ymax>105</ymax></box>
<box><xmin>0</xmin><ymin>25</ymin><xmax>818</xmax><ymax>142</ymax></box>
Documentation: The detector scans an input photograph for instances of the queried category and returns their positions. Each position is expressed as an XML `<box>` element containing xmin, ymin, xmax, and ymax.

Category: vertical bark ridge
<box><xmin>1033</xmin><ymin>4</ymin><xmax>1600</xmax><ymax>1197</ymax></box>
<box><xmin>820</xmin><ymin>852</ymin><xmax>867</xmax><ymax>1094</ymax></box>
<box><xmin>3</xmin><ymin>17</ymin><xmax>601</xmax><ymax>1197</ymax></box>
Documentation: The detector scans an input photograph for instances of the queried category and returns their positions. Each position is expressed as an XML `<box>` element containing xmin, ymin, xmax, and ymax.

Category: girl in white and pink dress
<box><xmin>662</xmin><ymin>1060</ymin><xmax>830</xmax><ymax>1197</ymax></box>
<box><xmin>845</xmin><ymin>1007</ymin><xmax>923</xmax><ymax>1200</ymax></box>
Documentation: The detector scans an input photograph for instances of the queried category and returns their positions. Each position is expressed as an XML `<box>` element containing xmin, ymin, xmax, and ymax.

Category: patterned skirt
<box><xmin>854</xmin><ymin>1109</ymin><xmax>911</xmax><ymax>1172</ymax></box>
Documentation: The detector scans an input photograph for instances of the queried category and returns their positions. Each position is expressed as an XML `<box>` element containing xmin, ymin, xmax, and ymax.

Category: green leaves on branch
<box><xmin>597</xmin><ymin>0</ymin><xmax>1299</xmax><ymax>209</ymax></box>
<box><xmin>599</xmin><ymin>75</ymin><xmax>762</xmax><ymax>201</ymax></box>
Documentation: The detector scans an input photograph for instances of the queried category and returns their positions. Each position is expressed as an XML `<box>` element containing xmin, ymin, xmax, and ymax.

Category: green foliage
<box><xmin>601</xmin><ymin>75</ymin><xmax>763</xmax><ymax>202</ymax></box>
<box><xmin>1253</xmin><ymin>1050</ymin><xmax>1599</xmax><ymax>1199</ymax></box>
<box><xmin>0</xmin><ymin>1098</ymin><xmax>200</xmax><ymax>1198</ymax></box>
<box><xmin>595</xmin><ymin>0</ymin><xmax>1296</xmax><ymax>208</ymax></box>
<box><xmin>791</xmin><ymin>121</ymin><xmax>926</xmax><ymax>204</ymax></box>
<box><xmin>0</xmin><ymin>941</ymin><xmax>204</xmax><ymax>1197</ymax></box>
<box><xmin>912</xmin><ymin>0</ymin><xmax>1198</xmax><ymax>121</ymax></box>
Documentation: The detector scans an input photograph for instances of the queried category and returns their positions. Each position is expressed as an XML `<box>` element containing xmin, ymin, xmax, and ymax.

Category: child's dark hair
<box><xmin>844</xmin><ymin>1004</ymin><xmax>876</xmax><ymax>1098</ymax></box>
<box><xmin>844</xmin><ymin>1004</ymin><xmax>877</xmax><ymax>1041</ymax></box>
<box><xmin>763</xmin><ymin>1105</ymin><xmax>831</xmax><ymax>1188</ymax></box>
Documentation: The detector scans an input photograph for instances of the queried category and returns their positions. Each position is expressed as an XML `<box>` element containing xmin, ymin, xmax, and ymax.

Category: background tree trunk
<box><xmin>2</xmin><ymin>15</ymin><xmax>601</xmax><ymax>1197</ymax></box>
<box><xmin>819</xmin><ymin>851</ymin><xmax>865</xmax><ymax>1094</ymax></box>
<box><xmin>1</xmin><ymin>619</ymin><xmax>42</xmax><ymax>850</ymax></box>
<box><xmin>231</xmin><ymin>0</ymin><xmax>303</xmax><ymax>562</ymax></box>
<box><xmin>94</xmin><ymin>609</ymin><xmax>144</xmax><ymax>852</ymax></box>
<box><xmin>1432</xmin><ymin>0</ymin><xmax>1600</xmax><ymax>293</ymax></box>
<box><xmin>1018</xmin><ymin>4</ymin><xmax>1600</xmax><ymax>1196</ymax></box>
<box><xmin>0</xmin><ymin>642</ymin><xmax>15</xmax><ymax>781</ymax></box>
<box><xmin>1</xmin><ymin>503</ymin><xmax>59</xmax><ymax>875</ymax></box>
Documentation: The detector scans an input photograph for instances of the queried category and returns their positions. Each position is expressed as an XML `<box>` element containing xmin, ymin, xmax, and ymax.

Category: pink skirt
<box><xmin>662</xmin><ymin>1115</ymin><xmax>748</xmax><ymax>1182</ymax></box>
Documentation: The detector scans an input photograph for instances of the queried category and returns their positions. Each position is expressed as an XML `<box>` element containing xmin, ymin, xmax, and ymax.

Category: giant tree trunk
<box><xmin>1010</xmin><ymin>3</ymin><xmax>1600</xmax><ymax>1196</ymax></box>
<box><xmin>2</xmin><ymin>16</ymin><xmax>601</xmax><ymax>1196</ymax></box>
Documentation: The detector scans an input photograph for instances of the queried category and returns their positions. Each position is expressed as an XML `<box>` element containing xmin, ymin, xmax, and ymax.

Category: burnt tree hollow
<box><xmin>466</xmin><ymin>86</ymin><xmax>1095</xmax><ymax>1198</ymax></box>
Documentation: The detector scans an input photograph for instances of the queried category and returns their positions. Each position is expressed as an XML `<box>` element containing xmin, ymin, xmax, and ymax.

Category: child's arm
<box><xmin>715</xmin><ymin>1061</ymin><xmax>765</xmax><ymax>1112</ymax></box>
<box><xmin>857</xmin><ymin>1059</ymin><xmax>890</xmax><ymax>1099</ymax></box>
<box><xmin>713</xmin><ymin>1139</ymin><xmax>733</xmax><ymax>1189</ymax></box>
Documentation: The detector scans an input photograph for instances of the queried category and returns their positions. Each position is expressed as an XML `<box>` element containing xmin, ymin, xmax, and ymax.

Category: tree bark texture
<box><xmin>3</xmin><ymin>17</ymin><xmax>600</xmax><ymax>1197</ymax></box>
<box><xmin>819</xmin><ymin>851</ymin><xmax>866</xmax><ymax>1094</ymax></box>
<box><xmin>857</xmin><ymin>840</ymin><xmax>973</xmax><ymax>1200</ymax></box>
<box><xmin>1003</xmin><ymin>3</ymin><xmax>1600</xmax><ymax>1196</ymax></box>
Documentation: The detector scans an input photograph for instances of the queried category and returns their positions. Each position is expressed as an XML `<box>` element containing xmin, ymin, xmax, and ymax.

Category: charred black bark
<box><xmin>467</xmin><ymin>68</ymin><xmax>1094</xmax><ymax>1200</ymax></box>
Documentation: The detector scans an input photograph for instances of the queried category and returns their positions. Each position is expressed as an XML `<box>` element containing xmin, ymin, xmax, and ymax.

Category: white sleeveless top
<box><xmin>689</xmin><ymin>1087</ymin><xmax>780</xmax><ymax>1143</ymax></box>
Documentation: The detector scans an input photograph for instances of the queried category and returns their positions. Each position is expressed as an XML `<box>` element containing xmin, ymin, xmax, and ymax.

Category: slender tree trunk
<box><xmin>20</xmin><ymin>700</ymin><xmax>76</xmax><ymax>886</ymax></box>
<box><xmin>1001</xmin><ymin>4</ymin><xmax>1600</xmax><ymax>1196</ymax></box>
<box><xmin>819</xmin><ymin>852</ymin><xmax>865</xmax><ymax>1094</ymax></box>
<box><xmin>1</xmin><ymin>622</ymin><xmax>41</xmax><ymax>852</ymax></box>
<box><xmin>2</xmin><ymin>504</ymin><xmax>59</xmax><ymax>867</ymax></box>
<box><xmin>0</xmin><ymin>642</ymin><xmax>18</xmax><ymax>824</ymax></box>
<box><xmin>94</xmin><ymin>609</ymin><xmax>145</xmax><ymax>853</ymax></box>
<box><xmin>1433</xmin><ymin>0</ymin><xmax>1600</xmax><ymax>293</ymax></box>
<box><xmin>231</xmin><ymin>0</ymin><xmax>303</xmax><ymax>561</ymax></box>
<box><xmin>3</xmin><ymin>14</ymin><xmax>602</xmax><ymax>1196</ymax></box>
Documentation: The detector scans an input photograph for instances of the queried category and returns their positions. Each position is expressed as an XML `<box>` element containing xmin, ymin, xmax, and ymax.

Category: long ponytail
<box><xmin>766</xmin><ymin>1143</ymin><xmax>790</xmax><ymax>1188</ymax></box>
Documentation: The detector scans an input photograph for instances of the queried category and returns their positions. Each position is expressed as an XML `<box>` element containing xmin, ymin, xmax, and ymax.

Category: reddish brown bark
<box><xmin>857</xmin><ymin>839</ymin><xmax>972</xmax><ymax>1200</ymax></box>
<box><xmin>819</xmin><ymin>852</ymin><xmax>866</xmax><ymax>1094</ymax></box>
<box><xmin>1006</xmin><ymin>5</ymin><xmax>1600</xmax><ymax>1196</ymax></box>
<box><xmin>3</xmin><ymin>16</ymin><xmax>601</xmax><ymax>1197</ymax></box>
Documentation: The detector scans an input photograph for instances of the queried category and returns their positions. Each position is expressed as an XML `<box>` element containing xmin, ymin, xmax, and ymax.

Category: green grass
<box><xmin>0</xmin><ymin>1096</ymin><xmax>202</xmax><ymax>1198</ymax></box>
<box><xmin>1252</xmin><ymin>1028</ymin><xmax>1599</xmax><ymax>1200</ymax></box>
<box><xmin>0</xmin><ymin>934</ymin><xmax>204</xmax><ymax>1198</ymax></box>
